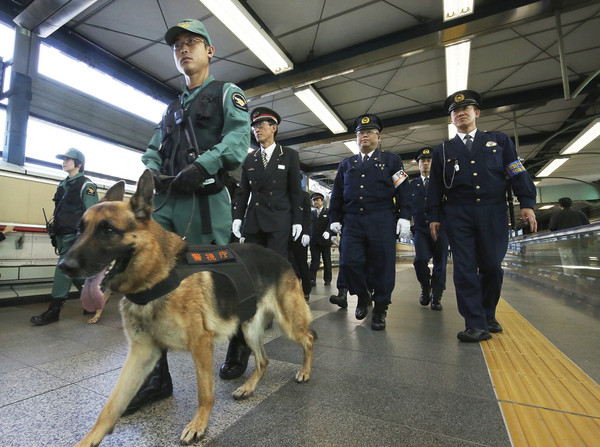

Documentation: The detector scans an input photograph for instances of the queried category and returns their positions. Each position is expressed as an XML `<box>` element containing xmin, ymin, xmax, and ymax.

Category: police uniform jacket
<box><xmin>53</xmin><ymin>173</ymin><xmax>98</xmax><ymax>236</ymax></box>
<box><xmin>410</xmin><ymin>177</ymin><xmax>432</xmax><ymax>235</ymax></box>
<box><xmin>329</xmin><ymin>149</ymin><xmax>411</xmax><ymax>224</ymax></box>
<box><xmin>310</xmin><ymin>205</ymin><xmax>332</xmax><ymax>246</ymax></box>
<box><xmin>233</xmin><ymin>144</ymin><xmax>303</xmax><ymax>234</ymax></box>
<box><xmin>427</xmin><ymin>131</ymin><xmax>536</xmax><ymax>222</ymax></box>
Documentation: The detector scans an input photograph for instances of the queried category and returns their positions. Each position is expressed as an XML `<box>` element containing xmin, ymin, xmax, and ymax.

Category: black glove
<box><xmin>149</xmin><ymin>169</ymin><xmax>165</xmax><ymax>192</ymax></box>
<box><xmin>171</xmin><ymin>163</ymin><xmax>209</xmax><ymax>193</ymax></box>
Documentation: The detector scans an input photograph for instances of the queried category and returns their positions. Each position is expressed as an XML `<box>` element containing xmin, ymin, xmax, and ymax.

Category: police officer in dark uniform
<box><xmin>129</xmin><ymin>19</ymin><xmax>250</xmax><ymax>413</ymax></box>
<box><xmin>427</xmin><ymin>90</ymin><xmax>538</xmax><ymax>342</ymax></box>
<box><xmin>329</xmin><ymin>114</ymin><xmax>411</xmax><ymax>330</ymax></box>
<box><xmin>31</xmin><ymin>148</ymin><xmax>98</xmax><ymax>325</ymax></box>
<box><xmin>410</xmin><ymin>147</ymin><xmax>448</xmax><ymax>310</ymax></box>
<box><xmin>289</xmin><ymin>191</ymin><xmax>313</xmax><ymax>301</ymax></box>
<box><xmin>309</xmin><ymin>192</ymin><xmax>333</xmax><ymax>286</ymax></box>
<box><xmin>228</xmin><ymin>106</ymin><xmax>303</xmax><ymax>377</ymax></box>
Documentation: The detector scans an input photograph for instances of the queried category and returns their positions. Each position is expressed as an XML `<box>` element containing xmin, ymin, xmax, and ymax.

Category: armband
<box><xmin>506</xmin><ymin>160</ymin><xmax>526</xmax><ymax>178</ymax></box>
<box><xmin>392</xmin><ymin>170</ymin><xmax>408</xmax><ymax>188</ymax></box>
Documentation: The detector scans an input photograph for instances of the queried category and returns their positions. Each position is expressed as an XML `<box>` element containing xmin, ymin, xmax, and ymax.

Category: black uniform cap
<box><xmin>251</xmin><ymin>107</ymin><xmax>281</xmax><ymax>125</ymax></box>
<box><xmin>311</xmin><ymin>192</ymin><xmax>324</xmax><ymax>201</ymax></box>
<box><xmin>444</xmin><ymin>90</ymin><xmax>482</xmax><ymax>114</ymax></box>
<box><xmin>415</xmin><ymin>147</ymin><xmax>433</xmax><ymax>162</ymax></box>
<box><xmin>354</xmin><ymin>114</ymin><xmax>383</xmax><ymax>132</ymax></box>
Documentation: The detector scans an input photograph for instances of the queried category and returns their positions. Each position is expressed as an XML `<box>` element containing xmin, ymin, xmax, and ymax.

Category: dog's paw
<box><xmin>232</xmin><ymin>385</ymin><xmax>254</xmax><ymax>400</ymax></box>
<box><xmin>180</xmin><ymin>423</ymin><xmax>206</xmax><ymax>445</ymax></box>
<box><xmin>295</xmin><ymin>370</ymin><xmax>310</xmax><ymax>383</ymax></box>
<box><xmin>87</xmin><ymin>316</ymin><xmax>100</xmax><ymax>324</ymax></box>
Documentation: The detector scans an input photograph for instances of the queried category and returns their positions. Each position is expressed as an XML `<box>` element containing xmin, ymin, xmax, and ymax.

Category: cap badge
<box><xmin>361</xmin><ymin>117</ymin><xmax>370</xmax><ymax>124</ymax></box>
<box><xmin>454</xmin><ymin>93</ymin><xmax>465</xmax><ymax>103</ymax></box>
<box><xmin>423</xmin><ymin>149</ymin><xmax>430</xmax><ymax>155</ymax></box>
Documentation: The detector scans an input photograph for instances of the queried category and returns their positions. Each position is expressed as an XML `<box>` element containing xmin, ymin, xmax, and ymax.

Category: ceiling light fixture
<box><xmin>443</xmin><ymin>0</ymin><xmax>474</xmax><ymax>21</ymax></box>
<box><xmin>560</xmin><ymin>117</ymin><xmax>600</xmax><ymax>155</ymax></box>
<box><xmin>294</xmin><ymin>85</ymin><xmax>347</xmax><ymax>134</ymax></box>
<box><xmin>536</xmin><ymin>158</ymin><xmax>569</xmax><ymax>177</ymax></box>
<box><xmin>539</xmin><ymin>205</ymin><xmax>555</xmax><ymax>209</ymax></box>
<box><xmin>344</xmin><ymin>140</ymin><xmax>359</xmax><ymax>154</ymax></box>
<box><xmin>445</xmin><ymin>40</ymin><xmax>471</xmax><ymax>139</ymax></box>
<box><xmin>199</xmin><ymin>0</ymin><xmax>293</xmax><ymax>74</ymax></box>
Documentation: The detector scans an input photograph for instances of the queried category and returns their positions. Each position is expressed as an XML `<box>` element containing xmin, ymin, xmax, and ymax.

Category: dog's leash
<box><xmin>152</xmin><ymin>180</ymin><xmax>195</xmax><ymax>241</ymax></box>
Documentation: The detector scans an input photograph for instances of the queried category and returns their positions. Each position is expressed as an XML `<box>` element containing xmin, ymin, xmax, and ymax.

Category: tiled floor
<box><xmin>1</xmin><ymin>262</ymin><xmax>598</xmax><ymax>446</ymax></box>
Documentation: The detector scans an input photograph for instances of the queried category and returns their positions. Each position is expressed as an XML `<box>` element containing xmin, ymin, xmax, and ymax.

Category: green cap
<box><xmin>56</xmin><ymin>148</ymin><xmax>85</xmax><ymax>164</ymax></box>
<box><xmin>165</xmin><ymin>19</ymin><xmax>212</xmax><ymax>47</ymax></box>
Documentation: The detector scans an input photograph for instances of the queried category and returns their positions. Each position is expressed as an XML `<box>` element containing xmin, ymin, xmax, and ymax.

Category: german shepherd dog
<box><xmin>59</xmin><ymin>170</ymin><xmax>316</xmax><ymax>446</ymax></box>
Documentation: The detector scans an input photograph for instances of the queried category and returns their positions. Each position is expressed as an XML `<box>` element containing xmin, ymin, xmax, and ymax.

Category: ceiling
<box><xmin>3</xmin><ymin>0</ymin><xmax>600</xmax><ymax>194</ymax></box>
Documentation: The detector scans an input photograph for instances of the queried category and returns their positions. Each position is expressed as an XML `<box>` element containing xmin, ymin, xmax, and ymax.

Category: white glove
<box><xmin>292</xmin><ymin>224</ymin><xmax>302</xmax><ymax>241</ymax></box>
<box><xmin>322</xmin><ymin>231</ymin><xmax>330</xmax><ymax>240</ymax></box>
<box><xmin>397</xmin><ymin>218</ymin><xmax>411</xmax><ymax>239</ymax></box>
<box><xmin>232</xmin><ymin>219</ymin><xmax>242</xmax><ymax>239</ymax></box>
<box><xmin>239</xmin><ymin>237</ymin><xmax>245</xmax><ymax>244</ymax></box>
<box><xmin>331</xmin><ymin>235</ymin><xmax>339</xmax><ymax>245</ymax></box>
<box><xmin>330</xmin><ymin>222</ymin><xmax>342</xmax><ymax>234</ymax></box>
<box><xmin>301</xmin><ymin>234</ymin><xmax>310</xmax><ymax>247</ymax></box>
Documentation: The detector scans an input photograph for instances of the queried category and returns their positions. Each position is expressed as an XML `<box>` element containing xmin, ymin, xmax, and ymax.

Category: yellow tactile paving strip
<box><xmin>481</xmin><ymin>299</ymin><xmax>600</xmax><ymax>446</ymax></box>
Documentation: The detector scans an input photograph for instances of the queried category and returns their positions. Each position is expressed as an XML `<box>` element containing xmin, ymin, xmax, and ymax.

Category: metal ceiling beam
<box><xmin>239</xmin><ymin>0</ymin><xmax>593</xmax><ymax>99</ymax></box>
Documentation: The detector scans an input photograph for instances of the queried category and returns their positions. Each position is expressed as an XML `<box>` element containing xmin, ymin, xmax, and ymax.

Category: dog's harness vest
<box><xmin>125</xmin><ymin>245</ymin><xmax>257</xmax><ymax>322</ymax></box>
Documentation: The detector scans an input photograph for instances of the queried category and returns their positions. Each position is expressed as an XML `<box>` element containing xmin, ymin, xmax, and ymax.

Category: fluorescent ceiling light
<box><xmin>199</xmin><ymin>0</ymin><xmax>293</xmax><ymax>74</ymax></box>
<box><xmin>539</xmin><ymin>205</ymin><xmax>555</xmax><ymax>209</ymax></box>
<box><xmin>294</xmin><ymin>85</ymin><xmax>347</xmax><ymax>134</ymax></box>
<box><xmin>560</xmin><ymin>118</ymin><xmax>600</xmax><ymax>155</ymax></box>
<box><xmin>344</xmin><ymin>140</ymin><xmax>359</xmax><ymax>154</ymax></box>
<box><xmin>445</xmin><ymin>40</ymin><xmax>470</xmax><ymax>96</ymax></box>
<box><xmin>536</xmin><ymin>158</ymin><xmax>569</xmax><ymax>177</ymax></box>
<box><xmin>444</xmin><ymin>0</ymin><xmax>474</xmax><ymax>21</ymax></box>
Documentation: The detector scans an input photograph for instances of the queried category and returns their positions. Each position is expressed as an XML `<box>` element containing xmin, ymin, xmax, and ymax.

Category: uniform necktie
<box><xmin>424</xmin><ymin>177</ymin><xmax>429</xmax><ymax>190</ymax></box>
<box><xmin>464</xmin><ymin>134</ymin><xmax>473</xmax><ymax>152</ymax></box>
<box><xmin>364</xmin><ymin>154</ymin><xmax>369</xmax><ymax>163</ymax></box>
<box><xmin>262</xmin><ymin>149</ymin><xmax>268</xmax><ymax>168</ymax></box>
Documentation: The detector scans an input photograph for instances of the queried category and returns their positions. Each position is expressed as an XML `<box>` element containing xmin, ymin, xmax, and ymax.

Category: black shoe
<box><xmin>430</xmin><ymin>289</ymin><xmax>443</xmax><ymax>311</ymax></box>
<box><xmin>487</xmin><ymin>318</ymin><xmax>503</xmax><ymax>333</ymax></box>
<box><xmin>457</xmin><ymin>328</ymin><xmax>492</xmax><ymax>342</ymax></box>
<box><xmin>324</xmin><ymin>281</ymin><xmax>331</xmax><ymax>286</ymax></box>
<box><xmin>124</xmin><ymin>353</ymin><xmax>173</xmax><ymax>415</ymax></box>
<box><xmin>83</xmin><ymin>309</ymin><xmax>96</xmax><ymax>315</ymax></box>
<box><xmin>355</xmin><ymin>291</ymin><xmax>371</xmax><ymax>320</ymax></box>
<box><xmin>310</xmin><ymin>280</ymin><xmax>317</xmax><ymax>286</ymax></box>
<box><xmin>371</xmin><ymin>311</ymin><xmax>386</xmax><ymax>330</ymax></box>
<box><xmin>329</xmin><ymin>287</ymin><xmax>348</xmax><ymax>309</ymax></box>
<box><xmin>219</xmin><ymin>333</ymin><xmax>251</xmax><ymax>380</ymax></box>
<box><xmin>30</xmin><ymin>299</ymin><xmax>65</xmax><ymax>326</ymax></box>
<box><xmin>419</xmin><ymin>285</ymin><xmax>431</xmax><ymax>306</ymax></box>
<box><xmin>304</xmin><ymin>294</ymin><xmax>310</xmax><ymax>302</ymax></box>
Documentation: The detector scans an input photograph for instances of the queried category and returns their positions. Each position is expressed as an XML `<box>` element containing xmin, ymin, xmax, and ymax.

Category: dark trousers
<box><xmin>289</xmin><ymin>240</ymin><xmax>312</xmax><ymax>296</ymax></box>
<box><xmin>443</xmin><ymin>203</ymin><xmax>508</xmax><ymax>330</ymax></box>
<box><xmin>413</xmin><ymin>229</ymin><xmax>448</xmax><ymax>291</ymax></box>
<box><xmin>309</xmin><ymin>244</ymin><xmax>332</xmax><ymax>283</ymax></box>
<box><xmin>340</xmin><ymin>210</ymin><xmax>396</xmax><ymax>304</ymax></box>
<box><xmin>245</xmin><ymin>229</ymin><xmax>289</xmax><ymax>259</ymax></box>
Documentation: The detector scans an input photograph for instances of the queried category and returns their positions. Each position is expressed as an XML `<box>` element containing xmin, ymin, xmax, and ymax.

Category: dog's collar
<box><xmin>125</xmin><ymin>267</ymin><xmax>181</xmax><ymax>305</ymax></box>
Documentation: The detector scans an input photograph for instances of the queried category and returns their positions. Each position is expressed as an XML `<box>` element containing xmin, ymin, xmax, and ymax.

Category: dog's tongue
<box><xmin>80</xmin><ymin>267</ymin><xmax>109</xmax><ymax>312</ymax></box>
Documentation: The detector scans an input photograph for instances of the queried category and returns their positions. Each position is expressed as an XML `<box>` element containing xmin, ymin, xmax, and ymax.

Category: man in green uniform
<box><xmin>126</xmin><ymin>19</ymin><xmax>250</xmax><ymax>414</ymax></box>
<box><xmin>31</xmin><ymin>148</ymin><xmax>98</xmax><ymax>325</ymax></box>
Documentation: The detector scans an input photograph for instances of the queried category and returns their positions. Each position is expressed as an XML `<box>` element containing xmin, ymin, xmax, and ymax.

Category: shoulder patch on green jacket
<box><xmin>232</xmin><ymin>92</ymin><xmax>248</xmax><ymax>112</ymax></box>
<box><xmin>85</xmin><ymin>185</ymin><xmax>97</xmax><ymax>196</ymax></box>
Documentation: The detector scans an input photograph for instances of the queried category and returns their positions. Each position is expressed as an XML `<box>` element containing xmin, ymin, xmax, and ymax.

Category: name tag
<box><xmin>278</xmin><ymin>164</ymin><xmax>285</xmax><ymax>170</ymax></box>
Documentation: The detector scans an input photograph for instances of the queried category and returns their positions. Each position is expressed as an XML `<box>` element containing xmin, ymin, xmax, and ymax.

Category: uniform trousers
<box><xmin>413</xmin><ymin>229</ymin><xmax>448</xmax><ymax>291</ymax></box>
<box><xmin>340</xmin><ymin>210</ymin><xmax>396</xmax><ymax>304</ymax></box>
<box><xmin>152</xmin><ymin>189</ymin><xmax>232</xmax><ymax>245</ymax></box>
<box><xmin>51</xmin><ymin>233</ymin><xmax>84</xmax><ymax>299</ymax></box>
<box><xmin>443</xmin><ymin>203</ymin><xmax>508</xmax><ymax>330</ymax></box>
<box><xmin>309</xmin><ymin>244</ymin><xmax>332</xmax><ymax>283</ymax></box>
<box><xmin>289</xmin><ymin>240</ymin><xmax>312</xmax><ymax>296</ymax></box>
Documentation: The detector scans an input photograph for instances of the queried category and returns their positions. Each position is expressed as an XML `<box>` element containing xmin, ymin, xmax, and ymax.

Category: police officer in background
<box><xmin>131</xmin><ymin>19</ymin><xmax>250</xmax><ymax>413</ymax></box>
<box><xmin>427</xmin><ymin>90</ymin><xmax>537</xmax><ymax>343</ymax></box>
<box><xmin>410</xmin><ymin>147</ymin><xmax>448</xmax><ymax>311</ymax></box>
<box><xmin>31</xmin><ymin>148</ymin><xmax>98</xmax><ymax>325</ymax></box>
<box><xmin>329</xmin><ymin>114</ymin><xmax>411</xmax><ymax>331</ymax></box>
<box><xmin>289</xmin><ymin>191</ymin><xmax>313</xmax><ymax>301</ymax></box>
<box><xmin>309</xmin><ymin>192</ymin><xmax>333</xmax><ymax>286</ymax></box>
<box><xmin>229</xmin><ymin>106</ymin><xmax>303</xmax><ymax>377</ymax></box>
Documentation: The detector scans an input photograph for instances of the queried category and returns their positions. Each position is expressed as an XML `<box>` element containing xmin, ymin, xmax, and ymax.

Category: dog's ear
<box><xmin>130</xmin><ymin>169</ymin><xmax>155</xmax><ymax>219</ymax></box>
<box><xmin>103</xmin><ymin>181</ymin><xmax>125</xmax><ymax>202</ymax></box>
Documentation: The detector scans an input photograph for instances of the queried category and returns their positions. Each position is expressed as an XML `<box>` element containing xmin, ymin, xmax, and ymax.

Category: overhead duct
<box><xmin>13</xmin><ymin>0</ymin><xmax>100</xmax><ymax>38</ymax></box>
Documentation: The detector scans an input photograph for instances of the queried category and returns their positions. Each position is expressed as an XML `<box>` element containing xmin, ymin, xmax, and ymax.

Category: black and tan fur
<box><xmin>59</xmin><ymin>170</ymin><xmax>315</xmax><ymax>446</ymax></box>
